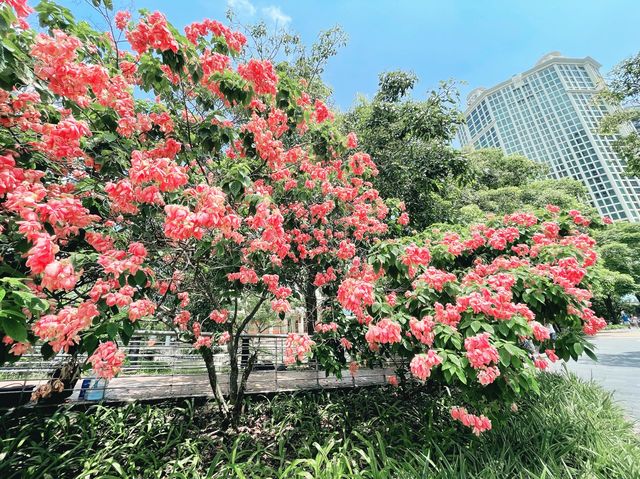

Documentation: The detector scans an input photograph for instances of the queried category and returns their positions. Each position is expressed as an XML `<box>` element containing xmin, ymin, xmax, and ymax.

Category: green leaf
<box><xmin>499</xmin><ymin>348</ymin><xmax>511</xmax><ymax>367</ymax></box>
<box><xmin>230</xmin><ymin>180</ymin><xmax>243</xmax><ymax>196</ymax></box>
<box><xmin>1</xmin><ymin>315</ymin><xmax>27</xmax><ymax>342</ymax></box>
<box><xmin>120</xmin><ymin>319</ymin><xmax>134</xmax><ymax>346</ymax></box>
<box><xmin>134</xmin><ymin>269</ymin><xmax>147</xmax><ymax>286</ymax></box>
<box><xmin>503</xmin><ymin>343</ymin><xmax>522</xmax><ymax>356</ymax></box>
<box><xmin>584</xmin><ymin>347</ymin><xmax>598</xmax><ymax>362</ymax></box>
<box><xmin>573</xmin><ymin>342</ymin><xmax>584</xmax><ymax>356</ymax></box>
<box><xmin>83</xmin><ymin>335</ymin><xmax>98</xmax><ymax>355</ymax></box>
<box><xmin>106</xmin><ymin>322</ymin><xmax>119</xmax><ymax>339</ymax></box>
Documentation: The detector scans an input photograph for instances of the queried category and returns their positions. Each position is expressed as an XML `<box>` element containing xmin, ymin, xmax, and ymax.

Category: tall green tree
<box><xmin>599</xmin><ymin>52</ymin><xmax>640</xmax><ymax>176</ymax></box>
<box><xmin>342</xmin><ymin>71</ymin><xmax>468</xmax><ymax>230</ymax></box>
<box><xmin>455</xmin><ymin>148</ymin><xmax>593</xmax><ymax>222</ymax></box>
<box><xmin>593</xmin><ymin>222</ymin><xmax>640</xmax><ymax>288</ymax></box>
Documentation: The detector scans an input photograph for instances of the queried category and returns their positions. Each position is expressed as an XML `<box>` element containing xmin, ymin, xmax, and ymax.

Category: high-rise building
<box><xmin>458</xmin><ymin>52</ymin><xmax>640</xmax><ymax>222</ymax></box>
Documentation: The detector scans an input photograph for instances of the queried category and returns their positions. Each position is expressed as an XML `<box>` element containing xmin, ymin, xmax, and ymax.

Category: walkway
<box><xmin>0</xmin><ymin>366</ymin><xmax>393</xmax><ymax>405</ymax></box>
<box><xmin>558</xmin><ymin>329</ymin><xmax>640</xmax><ymax>422</ymax></box>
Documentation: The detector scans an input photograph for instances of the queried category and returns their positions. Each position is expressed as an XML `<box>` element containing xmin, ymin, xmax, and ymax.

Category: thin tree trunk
<box><xmin>605</xmin><ymin>295</ymin><xmax>616</xmax><ymax>323</ymax></box>
<box><xmin>232</xmin><ymin>351</ymin><xmax>258</xmax><ymax>422</ymax></box>
<box><xmin>201</xmin><ymin>348</ymin><xmax>229</xmax><ymax>417</ymax></box>
<box><xmin>228</xmin><ymin>339</ymin><xmax>239</xmax><ymax>405</ymax></box>
<box><xmin>305</xmin><ymin>275</ymin><xmax>317</xmax><ymax>335</ymax></box>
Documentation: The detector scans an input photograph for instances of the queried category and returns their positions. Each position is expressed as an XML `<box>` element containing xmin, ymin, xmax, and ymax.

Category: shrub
<box><xmin>313</xmin><ymin>208</ymin><xmax>608</xmax><ymax>432</ymax></box>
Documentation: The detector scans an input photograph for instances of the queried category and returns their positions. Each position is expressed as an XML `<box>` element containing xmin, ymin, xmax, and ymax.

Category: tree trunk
<box><xmin>201</xmin><ymin>347</ymin><xmax>229</xmax><ymax>417</ymax></box>
<box><xmin>605</xmin><ymin>295</ymin><xmax>616</xmax><ymax>323</ymax></box>
<box><xmin>228</xmin><ymin>339</ymin><xmax>239</xmax><ymax>406</ymax></box>
<box><xmin>232</xmin><ymin>351</ymin><xmax>258</xmax><ymax>422</ymax></box>
<box><xmin>305</xmin><ymin>275</ymin><xmax>317</xmax><ymax>335</ymax></box>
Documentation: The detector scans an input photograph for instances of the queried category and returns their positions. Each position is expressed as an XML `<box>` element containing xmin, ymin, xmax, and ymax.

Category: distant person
<box><xmin>547</xmin><ymin>323</ymin><xmax>557</xmax><ymax>342</ymax></box>
<box><xmin>621</xmin><ymin>310</ymin><xmax>630</xmax><ymax>329</ymax></box>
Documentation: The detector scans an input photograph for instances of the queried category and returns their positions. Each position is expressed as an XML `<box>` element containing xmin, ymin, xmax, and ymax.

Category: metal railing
<box><xmin>0</xmin><ymin>331</ymin><xmax>394</xmax><ymax>407</ymax></box>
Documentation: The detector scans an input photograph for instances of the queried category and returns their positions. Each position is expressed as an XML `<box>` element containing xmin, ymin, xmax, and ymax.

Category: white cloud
<box><xmin>262</xmin><ymin>5</ymin><xmax>292</xmax><ymax>26</ymax></box>
<box><xmin>227</xmin><ymin>0</ymin><xmax>256</xmax><ymax>16</ymax></box>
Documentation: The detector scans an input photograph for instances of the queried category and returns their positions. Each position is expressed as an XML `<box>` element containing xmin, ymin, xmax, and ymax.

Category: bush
<box><xmin>1</xmin><ymin>373</ymin><xmax>639</xmax><ymax>478</ymax></box>
<box><xmin>314</xmin><ymin>209</ymin><xmax>608</xmax><ymax>433</ymax></box>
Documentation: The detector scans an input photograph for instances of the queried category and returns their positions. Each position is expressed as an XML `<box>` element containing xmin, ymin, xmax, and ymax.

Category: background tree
<box><xmin>454</xmin><ymin>148</ymin><xmax>593</xmax><ymax>222</ymax></box>
<box><xmin>590</xmin><ymin>266</ymin><xmax>636</xmax><ymax>323</ymax></box>
<box><xmin>227</xmin><ymin>12</ymin><xmax>347</xmax><ymax>102</ymax></box>
<box><xmin>341</xmin><ymin>71</ymin><xmax>468</xmax><ymax>230</ymax></box>
<box><xmin>593</xmin><ymin>221</ymin><xmax>640</xmax><ymax>286</ymax></box>
<box><xmin>599</xmin><ymin>51</ymin><xmax>640</xmax><ymax>176</ymax></box>
<box><xmin>465</xmin><ymin>148</ymin><xmax>547</xmax><ymax>189</ymax></box>
<box><xmin>591</xmin><ymin>222</ymin><xmax>640</xmax><ymax>319</ymax></box>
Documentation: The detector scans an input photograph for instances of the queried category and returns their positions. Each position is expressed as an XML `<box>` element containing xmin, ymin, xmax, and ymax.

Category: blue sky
<box><xmin>57</xmin><ymin>0</ymin><xmax>640</xmax><ymax>111</ymax></box>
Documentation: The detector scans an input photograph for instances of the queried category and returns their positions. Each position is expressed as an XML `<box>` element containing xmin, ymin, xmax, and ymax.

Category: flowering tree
<box><xmin>0</xmin><ymin>0</ymin><xmax>403</xmax><ymax>419</ymax></box>
<box><xmin>311</xmin><ymin>207</ymin><xmax>608</xmax><ymax>434</ymax></box>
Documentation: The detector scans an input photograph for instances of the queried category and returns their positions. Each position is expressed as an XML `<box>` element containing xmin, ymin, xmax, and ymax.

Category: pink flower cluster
<box><xmin>218</xmin><ymin>331</ymin><xmax>231</xmax><ymax>345</ymax></box>
<box><xmin>128</xmin><ymin>299</ymin><xmax>156</xmax><ymax>322</ymax></box>
<box><xmin>238</xmin><ymin>59</ymin><xmax>278</xmax><ymax>96</ymax></box>
<box><xmin>434</xmin><ymin>302</ymin><xmax>462</xmax><ymax>327</ymax></box>
<box><xmin>209</xmin><ymin>309</ymin><xmax>229</xmax><ymax>324</ymax></box>
<box><xmin>193</xmin><ymin>335</ymin><xmax>213</xmax><ymax>350</ymax></box>
<box><xmin>581</xmin><ymin>308</ymin><xmax>607</xmax><ymax>335</ymax></box>
<box><xmin>477</xmin><ymin>366</ymin><xmax>500</xmax><ymax>385</ymax></box>
<box><xmin>284</xmin><ymin>333</ymin><xmax>315</xmax><ymax>365</ymax></box>
<box><xmin>315</xmin><ymin>322</ymin><xmax>339</xmax><ymax>334</ymax></box>
<box><xmin>409</xmin><ymin>350</ymin><xmax>442</xmax><ymax>381</ymax></box>
<box><xmin>402</xmin><ymin>244</ymin><xmax>431</xmax><ymax>276</ymax></box>
<box><xmin>464</xmin><ymin>333</ymin><xmax>500</xmax><ymax>370</ymax></box>
<box><xmin>530</xmin><ymin>321</ymin><xmax>550</xmax><ymax>341</ymax></box>
<box><xmin>365</xmin><ymin>318</ymin><xmax>402</xmax><ymax>351</ymax></box>
<box><xmin>40</xmin><ymin>260</ymin><xmax>78</xmax><ymax>291</ymax></box>
<box><xmin>569</xmin><ymin>209</ymin><xmax>591</xmax><ymax>227</ymax></box>
<box><xmin>184</xmin><ymin>18</ymin><xmax>246</xmax><ymax>52</ymax></box>
<box><xmin>415</xmin><ymin>267</ymin><xmax>457</xmax><ymax>292</ymax></box>
<box><xmin>314</xmin><ymin>267</ymin><xmax>337</xmax><ymax>287</ymax></box>
<box><xmin>88</xmin><ymin>341</ymin><xmax>125</xmax><ymax>380</ymax></box>
<box><xmin>32</xmin><ymin>302</ymin><xmax>99</xmax><ymax>353</ymax></box>
<box><xmin>126</xmin><ymin>11</ymin><xmax>179</xmax><ymax>54</ymax></box>
<box><xmin>174</xmin><ymin>310</ymin><xmax>191</xmax><ymax>330</ymax></box>
<box><xmin>2</xmin><ymin>336</ymin><xmax>31</xmax><ymax>356</ymax></box>
<box><xmin>337</xmin><ymin>277</ymin><xmax>376</xmax><ymax>322</ymax></box>
<box><xmin>409</xmin><ymin>316</ymin><xmax>435</xmax><ymax>346</ymax></box>
<box><xmin>227</xmin><ymin>266</ymin><xmax>260</xmax><ymax>284</ymax></box>
<box><xmin>450</xmin><ymin>407</ymin><xmax>492</xmax><ymax>436</ymax></box>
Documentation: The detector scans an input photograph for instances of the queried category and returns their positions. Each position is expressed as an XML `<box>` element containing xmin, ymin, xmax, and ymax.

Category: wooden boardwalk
<box><xmin>0</xmin><ymin>367</ymin><xmax>394</xmax><ymax>405</ymax></box>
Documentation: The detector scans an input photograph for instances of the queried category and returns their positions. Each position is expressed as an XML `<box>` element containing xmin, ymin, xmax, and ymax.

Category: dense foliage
<box><xmin>600</xmin><ymin>51</ymin><xmax>640</xmax><ymax>176</ymax></box>
<box><xmin>1</xmin><ymin>373</ymin><xmax>639</xmax><ymax>478</ymax></box>
<box><xmin>311</xmin><ymin>207</ymin><xmax>608</xmax><ymax>432</ymax></box>
<box><xmin>342</xmin><ymin>71</ymin><xmax>468</xmax><ymax>230</ymax></box>
<box><xmin>454</xmin><ymin>148</ymin><xmax>593</xmax><ymax>222</ymax></box>
<box><xmin>0</xmin><ymin>0</ymin><xmax>402</xmax><ymax>418</ymax></box>
<box><xmin>0</xmin><ymin>0</ymin><xmax>612</xmax><ymax>431</ymax></box>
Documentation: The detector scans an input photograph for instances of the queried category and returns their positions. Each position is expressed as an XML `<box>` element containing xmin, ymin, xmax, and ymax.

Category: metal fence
<box><xmin>0</xmin><ymin>331</ymin><xmax>394</xmax><ymax>408</ymax></box>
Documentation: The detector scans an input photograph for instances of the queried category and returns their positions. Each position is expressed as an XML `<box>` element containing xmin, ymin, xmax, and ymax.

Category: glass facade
<box><xmin>459</xmin><ymin>54</ymin><xmax>640</xmax><ymax>222</ymax></box>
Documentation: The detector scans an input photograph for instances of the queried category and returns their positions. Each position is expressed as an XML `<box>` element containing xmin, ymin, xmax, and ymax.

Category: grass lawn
<box><xmin>1</xmin><ymin>372</ymin><xmax>639</xmax><ymax>478</ymax></box>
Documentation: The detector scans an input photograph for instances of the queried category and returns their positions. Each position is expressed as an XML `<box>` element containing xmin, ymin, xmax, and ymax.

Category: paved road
<box><xmin>559</xmin><ymin>329</ymin><xmax>640</xmax><ymax>422</ymax></box>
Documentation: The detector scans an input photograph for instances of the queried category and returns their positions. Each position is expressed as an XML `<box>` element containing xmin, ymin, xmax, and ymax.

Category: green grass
<box><xmin>1</xmin><ymin>372</ymin><xmax>639</xmax><ymax>478</ymax></box>
<box><xmin>604</xmin><ymin>324</ymin><xmax>631</xmax><ymax>330</ymax></box>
